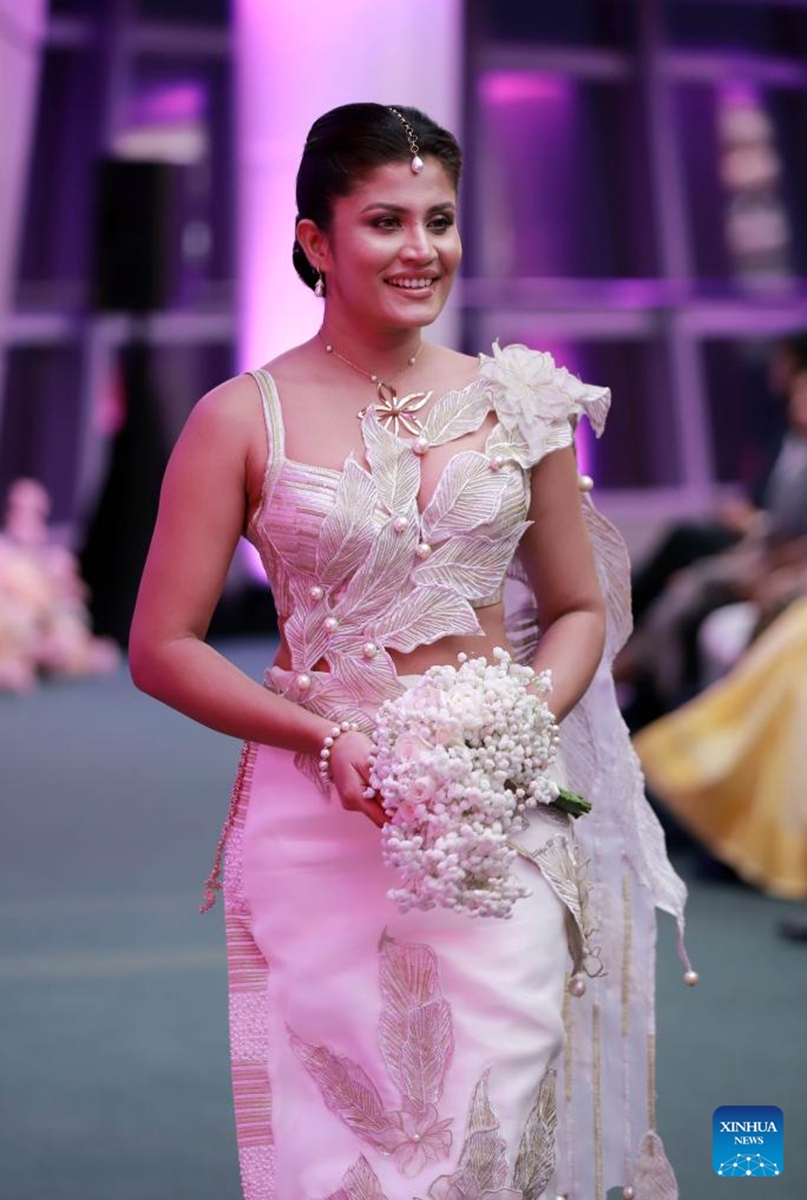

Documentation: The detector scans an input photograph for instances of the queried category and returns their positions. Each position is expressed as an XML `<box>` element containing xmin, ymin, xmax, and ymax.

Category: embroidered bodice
<box><xmin>246</xmin><ymin>344</ymin><xmax>609</xmax><ymax>751</ymax></box>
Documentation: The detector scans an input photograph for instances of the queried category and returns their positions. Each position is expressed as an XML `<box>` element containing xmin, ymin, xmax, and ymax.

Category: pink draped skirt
<box><xmin>222</xmin><ymin>738</ymin><xmax>577</xmax><ymax>1200</ymax></box>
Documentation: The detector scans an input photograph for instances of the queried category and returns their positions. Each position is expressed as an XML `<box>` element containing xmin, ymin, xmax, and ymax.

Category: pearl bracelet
<box><xmin>319</xmin><ymin>720</ymin><xmax>359</xmax><ymax>782</ymax></box>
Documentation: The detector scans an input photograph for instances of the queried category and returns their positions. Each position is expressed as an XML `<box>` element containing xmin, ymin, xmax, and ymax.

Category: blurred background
<box><xmin>2</xmin><ymin>1</ymin><xmax>807</xmax><ymax>1198</ymax></box>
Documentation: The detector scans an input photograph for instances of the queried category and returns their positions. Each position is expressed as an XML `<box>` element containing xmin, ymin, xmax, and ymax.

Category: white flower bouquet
<box><xmin>368</xmin><ymin>649</ymin><xmax>590</xmax><ymax>919</ymax></box>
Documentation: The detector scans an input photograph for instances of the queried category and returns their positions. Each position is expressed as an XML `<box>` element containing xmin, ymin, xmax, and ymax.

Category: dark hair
<box><xmin>292</xmin><ymin>102</ymin><xmax>462</xmax><ymax>291</ymax></box>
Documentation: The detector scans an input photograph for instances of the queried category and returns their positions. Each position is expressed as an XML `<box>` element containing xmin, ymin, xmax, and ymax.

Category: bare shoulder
<box><xmin>426</xmin><ymin>344</ymin><xmax>482</xmax><ymax>389</ymax></box>
<box><xmin>260</xmin><ymin>340</ymin><xmax>320</xmax><ymax>385</ymax></box>
<box><xmin>430</xmin><ymin>344</ymin><xmax>480</xmax><ymax>370</ymax></box>
<box><xmin>187</xmin><ymin>371</ymin><xmax>263</xmax><ymax>437</ymax></box>
<box><xmin>173</xmin><ymin>373</ymin><xmax>270</xmax><ymax>474</ymax></box>
<box><xmin>169</xmin><ymin>372</ymin><xmax>269</xmax><ymax>509</ymax></box>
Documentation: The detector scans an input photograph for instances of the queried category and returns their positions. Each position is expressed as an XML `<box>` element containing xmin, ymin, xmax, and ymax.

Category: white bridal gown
<box><xmin>202</xmin><ymin>344</ymin><xmax>692</xmax><ymax>1200</ymax></box>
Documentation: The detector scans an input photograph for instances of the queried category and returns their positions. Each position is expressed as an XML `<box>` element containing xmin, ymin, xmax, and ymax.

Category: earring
<box><xmin>314</xmin><ymin>270</ymin><xmax>325</xmax><ymax>298</ymax></box>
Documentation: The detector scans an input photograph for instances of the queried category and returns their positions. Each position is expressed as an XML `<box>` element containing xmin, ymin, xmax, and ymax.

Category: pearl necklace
<box><xmin>318</xmin><ymin>333</ymin><xmax>433</xmax><ymax>436</ymax></box>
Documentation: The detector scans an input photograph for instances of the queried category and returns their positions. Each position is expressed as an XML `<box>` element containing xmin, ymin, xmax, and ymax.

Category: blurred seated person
<box><xmin>619</xmin><ymin>358</ymin><xmax>807</xmax><ymax>726</ymax></box>
<box><xmin>634</xmin><ymin>594</ymin><xmax>807</xmax><ymax>902</ymax></box>
<box><xmin>699</xmin><ymin>545</ymin><xmax>807</xmax><ymax>685</ymax></box>
<box><xmin>631</xmin><ymin>333</ymin><xmax>807</xmax><ymax>624</ymax></box>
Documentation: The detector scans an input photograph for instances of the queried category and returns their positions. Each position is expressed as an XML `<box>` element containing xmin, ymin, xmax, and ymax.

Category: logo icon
<box><xmin>713</xmin><ymin>1106</ymin><xmax>783</xmax><ymax>1177</ymax></box>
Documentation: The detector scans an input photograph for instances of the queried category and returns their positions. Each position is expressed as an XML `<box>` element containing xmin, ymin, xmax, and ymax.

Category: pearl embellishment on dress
<box><xmin>578</xmin><ymin>474</ymin><xmax>594</xmax><ymax>492</ymax></box>
<box><xmin>415</xmin><ymin>542</ymin><xmax>432</xmax><ymax>559</ymax></box>
<box><xmin>413</xmin><ymin>436</ymin><xmax>429</xmax><ymax>455</ymax></box>
<box><xmin>393</xmin><ymin>516</ymin><xmax>409</xmax><ymax>533</ymax></box>
<box><xmin>324</xmin><ymin>616</ymin><xmax>339</xmax><ymax>633</ymax></box>
<box><xmin>309</xmin><ymin>584</ymin><xmax>324</xmax><ymax>600</ymax></box>
<box><xmin>362</xmin><ymin>641</ymin><xmax>379</xmax><ymax>658</ymax></box>
<box><xmin>296</xmin><ymin>673</ymin><xmax>311</xmax><ymax>691</ymax></box>
<box><xmin>569</xmin><ymin>974</ymin><xmax>587</xmax><ymax>997</ymax></box>
<box><xmin>623</xmin><ymin>1187</ymin><xmax>635</xmax><ymax>1199</ymax></box>
<box><xmin>683</xmin><ymin>969</ymin><xmax>699</xmax><ymax>986</ymax></box>
<box><xmin>489</xmin><ymin>455</ymin><xmax>503</xmax><ymax>472</ymax></box>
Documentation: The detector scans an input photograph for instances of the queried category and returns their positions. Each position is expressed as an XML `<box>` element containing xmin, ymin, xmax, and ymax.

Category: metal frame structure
<box><xmin>464</xmin><ymin>0</ymin><xmax>807</xmax><ymax>527</ymax></box>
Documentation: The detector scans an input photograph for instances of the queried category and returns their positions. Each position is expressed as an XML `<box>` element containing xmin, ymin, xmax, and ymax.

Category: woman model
<box><xmin>130</xmin><ymin>104</ymin><xmax>692</xmax><ymax>1200</ymax></box>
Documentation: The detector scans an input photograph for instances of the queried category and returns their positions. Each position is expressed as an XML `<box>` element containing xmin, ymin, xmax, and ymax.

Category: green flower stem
<box><xmin>550</xmin><ymin>788</ymin><xmax>592</xmax><ymax>819</ymax></box>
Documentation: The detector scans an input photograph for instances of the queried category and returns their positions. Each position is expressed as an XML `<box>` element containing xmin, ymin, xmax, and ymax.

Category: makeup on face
<box><xmin>320</xmin><ymin>158</ymin><xmax>462</xmax><ymax>331</ymax></box>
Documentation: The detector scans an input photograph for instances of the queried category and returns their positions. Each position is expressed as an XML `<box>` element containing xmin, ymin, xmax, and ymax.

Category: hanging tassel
<box><xmin>630</xmin><ymin>1130</ymin><xmax>678</xmax><ymax>1200</ymax></box>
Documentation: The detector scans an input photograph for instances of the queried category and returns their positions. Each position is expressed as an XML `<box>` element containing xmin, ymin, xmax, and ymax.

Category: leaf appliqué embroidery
<box><xmin>287</xmin><ymin>1027</ymin><xmax>391</xmax><ymax>1141</ymax></box>
<box><xmin>377</xmin><ymin>932</ymin><xmax>454</xmax><ymax>1105</ymax></box>
<box><xmin>512</xmin><ymin>1068</ymin><xmax>557</xmax><ymax>1200</ymax></box>
<box><xmin>323</xmin><ymin>1049</ymin><xmax>560</xmax><ymax>1199</ymax></box>
<box><xmin>414</xmin><ymin>525</ymin><xmax>531</xmax><ymax>602</ymax></box>
<box><xmin>427</xmin><ymin>1071</ymin><xmax>519</xmax><ymax>1200</ymax></box>
<box><xmin>369</xmin><ymin>587</ymin><xmax>482</xmax><ymax>654</ymax></box>
<box><xmin>421</xmin><ymin>454</ymin><xmax>508</xmax><ymax>543</ymax></box>
<box><xmin>317</xmin><ymin>457</ymin><xmax>379</xmax><ymax>587</ymax></box>
<box><xmin>420</xmin><ymin>383</ymin><xmax>492</xmax><ymax>447</ymax></box>
<box><xmin>362</xmin><ymin>409</ymin><xmax>421</xmax><ymax>517</ymax></box>
<box><xmin>290</xmin><ymin>935</ymin><xmax>455</xmax><ymax>1179</ymax></box>
<box><xmin>325</xmin><ymin>1155</ymin><xmax>390</xmax><ymax>1200</ymax></box>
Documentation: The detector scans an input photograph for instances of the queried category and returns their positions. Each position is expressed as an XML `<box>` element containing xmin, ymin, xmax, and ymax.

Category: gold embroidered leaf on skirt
<box><xmin>326</xmin><ymin>1154</ymin><xmax>389</xmax><ymax>1200</ymax></box>
<box><xmin>288</xmin><ymin>1028</ymin><xmax>390</xmax><ymax>1141</ymax></box>
<box><xmin>512</xmin><ymin>1067</ymin><xmax>557</xmax><ymax>1200</ymax></box>
<box><xmin>377</xmin><ymin>935</ymin><xmax>454</xmax><ymax>1106</ymax></box>
<box><xmin>399</xmin><ymin>1000</ymin><xmax>454</xmax><ymax>1110</ymax></box>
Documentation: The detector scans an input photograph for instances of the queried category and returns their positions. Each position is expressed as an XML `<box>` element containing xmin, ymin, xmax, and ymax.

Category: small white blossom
<box><xmin>370</xmin><ymin>650</ymin><xmax>561</xmax><ymax>919</ymax></box>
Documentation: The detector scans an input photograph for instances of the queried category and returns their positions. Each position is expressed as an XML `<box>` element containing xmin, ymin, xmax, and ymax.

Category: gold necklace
<box><xmin>318</xmin><ymin>332</ymin><xmax>433</xmax><ymax>435</ymax></box>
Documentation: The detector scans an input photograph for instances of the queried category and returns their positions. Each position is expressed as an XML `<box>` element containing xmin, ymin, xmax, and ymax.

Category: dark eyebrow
<box><xmin>359</xmin><ymin>201</ymin><xmax>457</xmax><ymax>215</ymax></box>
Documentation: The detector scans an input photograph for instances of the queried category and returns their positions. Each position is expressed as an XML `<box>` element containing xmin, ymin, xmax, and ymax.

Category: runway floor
<box><xmin>2</xmin><ymin>637</ymin><xmax>805</xmax><ymax>1200</ymax></box>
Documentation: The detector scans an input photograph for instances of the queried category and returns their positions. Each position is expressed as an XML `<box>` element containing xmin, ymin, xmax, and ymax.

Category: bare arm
<box><xmin>519</xmin><ymin>445</ymin><xmax>606</xmax><ymax>721</ymax></box>
<box><xmin>129</xmin><ymin>376</ymin><xmax>384</xmax><ymax>824</ymax></box>
<box><xmin>129</xmin><ymin>377</ymin><xmax>332</xmax><ymax>754</ymax></box>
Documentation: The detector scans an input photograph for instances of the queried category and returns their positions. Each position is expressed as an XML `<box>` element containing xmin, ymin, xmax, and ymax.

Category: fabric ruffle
<box><xmin>478</xmin><ymin>342</ymin><xmax>611</xmax><ymax>467</ymax></box>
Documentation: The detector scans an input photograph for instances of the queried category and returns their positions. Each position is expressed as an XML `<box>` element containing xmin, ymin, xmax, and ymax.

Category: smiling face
<box><xmin>305</xmin><ymin>157</ymin><xmax>462</xmax><ymax>334</ymax></box>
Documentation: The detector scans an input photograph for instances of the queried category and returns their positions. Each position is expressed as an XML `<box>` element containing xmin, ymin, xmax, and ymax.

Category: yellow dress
<box><xmin>634</xmin><ymin>597</ymin><xmax>807</xmax><ymax>899</ymax></box>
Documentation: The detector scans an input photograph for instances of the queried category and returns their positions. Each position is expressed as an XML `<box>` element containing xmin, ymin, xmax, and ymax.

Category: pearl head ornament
<box><xmin>388</xmin><ymin>106</ymin><xmax>424</xmax><ymax>173</ymax></box>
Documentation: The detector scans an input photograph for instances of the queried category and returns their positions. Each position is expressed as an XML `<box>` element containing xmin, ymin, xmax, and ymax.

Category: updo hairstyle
<box><xmin>293</xmin><ymin>102</ymin><xmax>462</xmax><ymax>292</ymax></box>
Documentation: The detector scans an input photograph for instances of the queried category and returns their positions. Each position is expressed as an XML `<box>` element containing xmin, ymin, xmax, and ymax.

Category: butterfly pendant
<box><xmin>357</xmin><ymin>383</ymin><xmax>434</xmax><ymax>436</ymax></box>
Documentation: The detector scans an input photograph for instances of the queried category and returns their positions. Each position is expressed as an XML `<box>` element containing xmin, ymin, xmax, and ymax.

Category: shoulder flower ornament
<box><xmin>478</xmin><ymin>343</ymin><xmax>611</xmax><ymax>466</ymax></box>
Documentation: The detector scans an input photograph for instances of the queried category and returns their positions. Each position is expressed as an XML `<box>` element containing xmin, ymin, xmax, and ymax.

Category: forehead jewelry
<box><xmin>389</xmin><ymin>107</ymin><xmax>424</xmax><ymax>174</ymax></box>
<box><xmin>318</xmin><ymin>332</ymin><xmax>432</xmax><ymax>436</ymax></box>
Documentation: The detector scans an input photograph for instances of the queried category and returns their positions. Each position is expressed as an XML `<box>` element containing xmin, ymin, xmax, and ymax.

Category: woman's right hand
<box><xmin>329</xmin><ymin>731</ymin><xmax>387</xmax><ymax>828</ymax></box>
